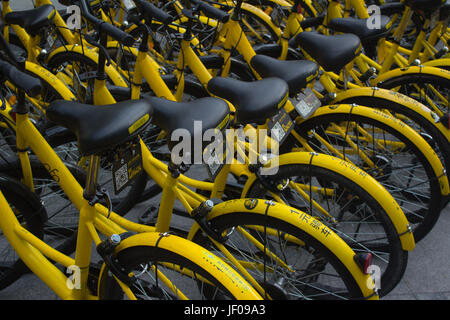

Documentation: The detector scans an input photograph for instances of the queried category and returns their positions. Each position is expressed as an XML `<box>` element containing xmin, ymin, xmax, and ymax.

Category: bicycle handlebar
<box><xmin>191</xmin><ymin>0</ymin><xmax>230</xmax><ymax>23</ymax></box>
<box><xmin>134</xmin><ymin>0</ymin><xmax>174</xmax><ymax>25</ymax></box>
<box><xmin>78</xmin><ymin>0</ymin><xmax>135</xmax><ymax>46</ymax></box>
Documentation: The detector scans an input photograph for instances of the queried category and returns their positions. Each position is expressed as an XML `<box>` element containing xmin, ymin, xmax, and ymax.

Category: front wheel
<box><xmin>0</xmin><ymin>175</ymin><xmax>45</xmax><ymax>290</ymax></box>
<box><xmin>290</xmin><ymin>108</ymin><xmax>444</xmax><ymax>243</ymax></box>
<box><xmin>245</xmin><ymin>162</ymin><xmax>407</xmax><ymax>297</ymax></box>
<box><xmin>97</xmin><ymin>232</ymin><xmax>262</xmax><ymax>300</ymax></box>
<box><xmin>191</xmin><ymin>202</ymin><xmax>376</xmax><ymax>300</ymax></box>
<box><xmin>377</xmin><ymin>72</ymin><xmax>450</xmax><ymax>117</ymax></box>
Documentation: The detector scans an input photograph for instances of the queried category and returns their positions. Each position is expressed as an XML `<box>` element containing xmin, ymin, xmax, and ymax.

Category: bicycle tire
<box><xmin>190</xmin><ymin>203</ymin><xmax>374</xmax><ymax>299</ymax></box>
<box><xmin>98</xmin><ymin>232</ymin><xmax>262</xmax><ymax>300</ymax></box>
<box><xmin>0</xmin><ymin>174</ymin><xmax>45</xmax><ymax>290</ymax></box>
<box><xmin>0</xmin><ymin>156</ymin><xmax>85</xmax><ymax>256</ymax></box>
<box><xmin>245</xmin><ymin>161</ymin><xmax>407</xmax><ymax>297</ymax></box>
<box><xmin>289</xmin><ymin>108</ymin><xmax>443</xmax><ymax>243</ymax></box>
<box><xmin>46</xmin><ymin>50</ymin><xmax>117</xmax><ymax>103</ymax></box>
<box><xmin>376</xmin><ymin>72</ymin><xmax>450</xmax><ymax>116</ymax></box>
<box><xmin>333</xmin><ymin>93</ymin><xmax>450</xmax><ymax>197</ymax></box>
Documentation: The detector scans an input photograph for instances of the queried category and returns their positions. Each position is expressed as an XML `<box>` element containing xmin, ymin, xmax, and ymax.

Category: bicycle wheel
<box><xmin>377</xmin><ymin>72</ymin><xmax>450</xmax><ymax>117</ymax></box>
<box><xmin>245</xmin><ymin>161</ymin><xmax>407</xmax><ymax>297</ymax></box>
<box><xmin>190</xmin><ymin>202</ymin><xmax>374</xmax><ymax>300</ymax></box>
<box><xmin>98</xmin><ymin>232</ymin><xmax>262</xmax><ymax>300</ymax></box>
<box><xmin>333</xmin><ymin>92</ymin><xmax>450</xmax><ymax>188</ymax></box>
<box><xmin>0</xmin><ymin>174</ymin><xmax>44</xmax><ymax>290</ymax></box>
<box><xmin>46</xmin><ymin>50</ymin><xmax>116</xmax><ymax>103</ymax></box>
<box><xmin>236</xmin><ymin>3</ymin><xmax>281</xmax><ymax>46</ymax></box>
<box><xmin>0</xmin><ymin>156</ymin><xmax>84</xmax><ymax>256</ymax></box>
<box><xmin>290</xmin><ymin>107</ymin><xmax>443</xmax><ymax>243</ymax></box>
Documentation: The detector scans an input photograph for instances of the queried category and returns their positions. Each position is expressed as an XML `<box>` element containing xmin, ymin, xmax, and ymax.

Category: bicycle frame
<box><xmin>3</xmin><ymin>113</ymin><xmax>140</xmax><ymax>299</ymax></box>
<box><xmin>137</xmin><ymin>8</ymin><xmax>419</xmax><ymax>251</ymax></box>
<box><xmin>7</xmin><ymin>94</ymin><xmax>382</xmax><ymax>299</ymax></box>
<box><xmin>6</xmin><ymin>95</ymin><xmax>277</xmax><ymax>299</ymax></box>
<box><xmin>4</xmin><ymin>0</ymin><xmax>130</xmax><ymax>88</ymax></box>
<box><xmin>0</xmin><ymin>173</ymin><xmax>261</xmax><ymax>300</ymax></box>
<box><xmin>1</xmin><ymin>0</ymin><xmax>78</xmax><ymax>63</ymax></box>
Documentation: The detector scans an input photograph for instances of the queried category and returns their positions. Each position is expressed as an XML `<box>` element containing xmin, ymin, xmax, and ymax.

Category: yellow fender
<box><xmin>101</xmin><ymin>232</ymin><xmax>262</xmax><ymax>299</ymax></box>
<box><xmin>264</xmin><ymin>0</ymin><xmax>293</xmax><ymax>7</ymax></box>
<box><xmin>47</xmin><ymin>44</ymin><xmax>129</xmax><ymax>88</ymax></box>
<box><xmin>240</xmin><ymin>149</ymin><xmax>415</xmax><ymax>251</ymax></box>
<box><xmin>331</xmin><ymin>87</ymin><xmax>450</xmax><ymax>143</ymax></box>
<box><xmin>187</xmin><ymin>198</ymin><xmax>378</xmax><ymax>299</ymax></box>
<box><xmin>371</xmin><ymin>65</ymin><xmax>450</xmax><ymax>87</ymax></box>
<box><xmin>301</xmin><ymin>104</ymin><xmax>449</xmax><ymax>197</ymax></box>
<box><xmin>25</xmin><ymin>61</ymin><xmax>76</xmax><ymax>101</ymax></box>
<box><xmin>422</xmin><ymin>58</ymin><xmax>450</xmax><ymax>69</ymax></box>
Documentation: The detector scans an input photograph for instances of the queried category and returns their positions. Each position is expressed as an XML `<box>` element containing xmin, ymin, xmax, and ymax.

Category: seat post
<box><xmin>83</xmin><ymin>155</ymin><xmax>101</xmax><ymax>202</ymax></box>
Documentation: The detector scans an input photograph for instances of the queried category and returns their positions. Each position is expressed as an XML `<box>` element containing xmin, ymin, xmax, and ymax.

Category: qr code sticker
<box><xmin>114</xmin><ymin>163</ymin><xmax>128</xmax><ymax>191</ymax></box>
<box><xmin>271</xmin><ymin>122</ymin><xmax>285</xmax><ymax>142</ymax></box>
<box><xmin>207</xmin><ymin>151</ymin><xmax>221</xmax><ymax>176</ymax></box>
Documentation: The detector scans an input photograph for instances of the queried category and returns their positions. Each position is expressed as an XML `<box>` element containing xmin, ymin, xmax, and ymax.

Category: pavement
<box><xmin>1</xmin><ymin>0</ymin><xmax>449</xmax><ymax>301</ymax></box>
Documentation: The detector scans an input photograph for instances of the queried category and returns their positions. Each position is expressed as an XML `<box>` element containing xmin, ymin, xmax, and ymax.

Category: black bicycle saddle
<box><xmin>46</xmin><ymin>99</ymin><xmax>153</xmax><ymax>156</ymax></box>
<box><xmin>142</xmin><ymin>96</ymin><xmax>230</xmax><ymax>153</ymax></box>
<box><xmin>207</xmin><ymin>77</ymin><xmax>289</xmax><ymax>125</ymax></box>
<box><xmin>289</xmin><ymin>31</ymin><xmax>361</xmax><ymax>74</ymax></box>
<box><xmin>4</xmin><ymin>5</ymin><xmax>56</xmax><ymax>36</ymax></box>
<box><xmin>250</xmin><ymin>55</ymin><xmax>319</xmax><ymax>96</ymax></box>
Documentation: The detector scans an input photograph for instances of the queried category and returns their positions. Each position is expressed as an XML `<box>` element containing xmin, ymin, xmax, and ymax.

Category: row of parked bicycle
<box><xmin>0</xmin><ymin>0</ymin><xmax>448</xmax><ymax>300</ymax></box>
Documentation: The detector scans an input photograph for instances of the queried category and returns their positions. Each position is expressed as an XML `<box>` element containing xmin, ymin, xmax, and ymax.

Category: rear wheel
<box><xmin>98</xmin><ymin>235</ymin><xmax>261</xmax><ymax>300</ymax></box>
<box><xmin>0</xmin><ymin>175</ymin><xmax>44</xmax><ymax>290</ymax></box>
<box><xmin>333</xmin><ymin>95</ymin><xmax>450</xmax><ymax>190</ymax></box>
<box><xmin>192</xmin><ymin>210</ymin><xmax>369</xmax><ymax>299</ymax></box>
<box><xmin>290</xmin><ymin>111</ymin><xmax>443</xmax><ymax>243</ymax></box>
<box><xmin>377</xmin><ymin>73</ymin><xmax>450</xmax><ymax>117</ymax></box>
<box><xmin>0</xmin><ymin>157</ymin><xmax>84</xmax><ymax>256</ymax></box>
<box><xmin>246</xmin><ymin>163</ymin><xmax>407</xmax><ymax>297</ymax></box>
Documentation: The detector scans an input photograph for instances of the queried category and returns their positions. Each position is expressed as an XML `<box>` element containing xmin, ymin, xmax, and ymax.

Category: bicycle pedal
<box><xmin>138</xmin><ymin>206</ymin><xmax>158</xmax><ymax>225</ymax></box>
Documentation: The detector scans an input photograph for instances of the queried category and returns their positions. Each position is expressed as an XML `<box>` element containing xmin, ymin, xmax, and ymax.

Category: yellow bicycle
<box><xmin>119</xmin><ymin>0</ymin><xmax>447</xmax><ymax>249</ymax></box>
<box><xmin>2</xmin><ymin>0</ymin><xmax>414</xmax><ymax>298</ymax></box>
<box><xmin>0</xmin><ymin>56</ymin><xmax>378</xmax><ymax>299</ymax></box>
<box><xmin>0</xmin><ymin>60</ymin><xmax>264</xmax><ymax>300</ymax></box>
<box><xmin>233</xmin><ymin>0</ymin><xmax>450</xmax><ymax>117</ymax></box>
